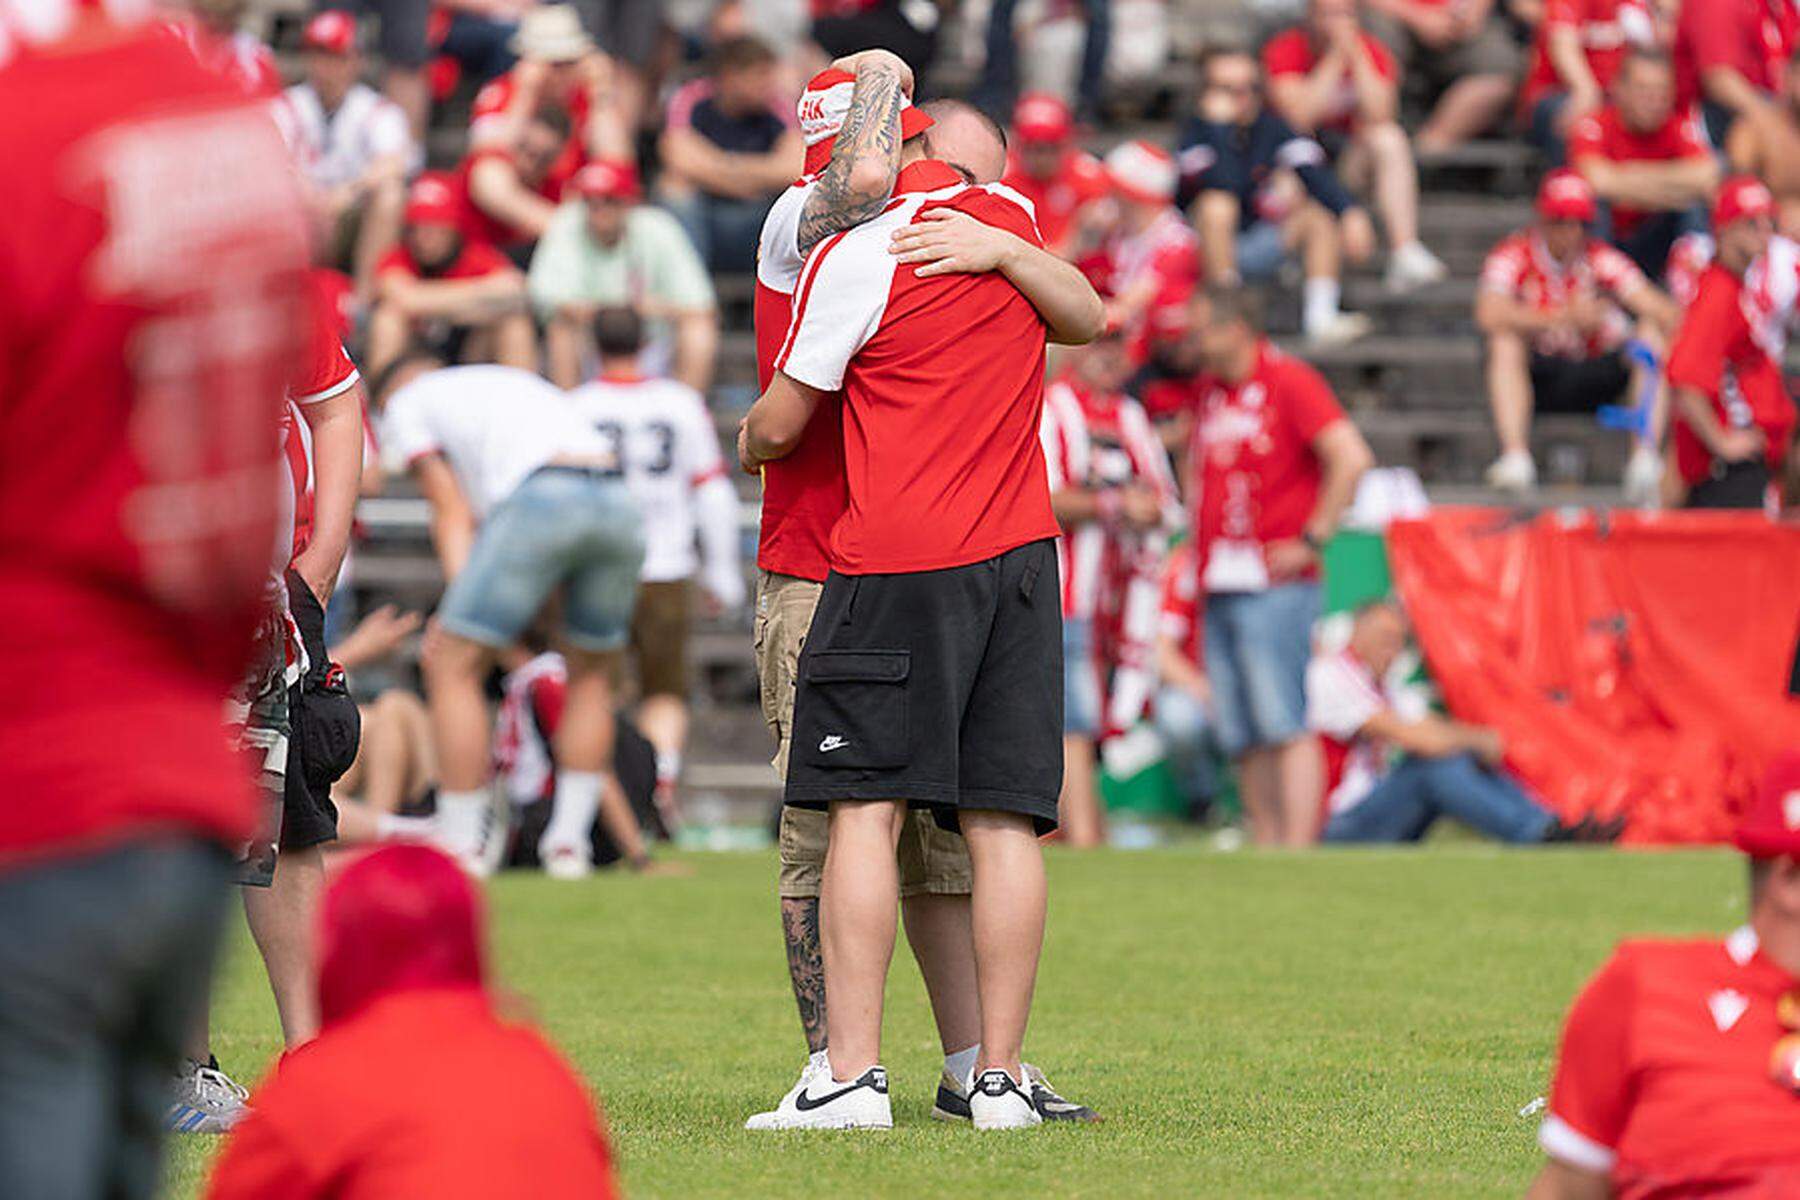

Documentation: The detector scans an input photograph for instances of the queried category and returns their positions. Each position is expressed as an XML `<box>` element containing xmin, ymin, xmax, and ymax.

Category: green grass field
<box><xmin>164</xmin><ymin>845</ymin><xmax>1744</xmax><ymax>1198</ymax></box>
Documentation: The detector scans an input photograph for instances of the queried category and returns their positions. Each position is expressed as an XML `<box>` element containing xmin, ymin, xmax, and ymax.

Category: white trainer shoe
<box><xmin>1304</xmin><ymin>311</ymin><xmax>1374</xmax><ymax>347</ymax></box>
<box><xmin>744</xmin><ymin>1062</ymin><xmax>891</xmax><ymax>1130</ymax></box>
<box><xmin>1385</xmin><ymin>241</ymin><xmax>1449</xmax><ymax>293</ymax></box>
<box><xmin>165</xmin><ymin>1057</ymin><xmax>250</xmax><ymax>1134</ymax></box>
<box><xmin>538</xmin><ymin>832</ymin><xmax>594</xmax><ymax>881</ymax></box>
<box><xmin>1622</xmin><ymin>444</ymin><xmax>1663</xmax><ymax>506</ymax></box>
<box><xmin>744</xmin><ymin>1050</ymin><xmax>828</xmax><ymax>1129</ymax></box>
<box><xmin>1485</xmin><ymin>450</ymin><xmax>1537</xmax><ymax>493</ymax></box>
<box><xmin>970</xmin><ymin>1068</ymin><xmax>1043</xmax><ymax>1131</ymax></box>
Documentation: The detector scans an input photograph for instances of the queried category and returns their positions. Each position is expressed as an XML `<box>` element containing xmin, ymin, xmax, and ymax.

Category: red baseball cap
<box><xmin>1104</xmin><ymin>139</ymin><xmax>1176</xmax><ymax>207</ymax></box>
<box><xmin>405</xmin><ymin>172</ymin><xmax>461</xmax><ymax>226</ymax></box>
<box><xmin>302</xmin><ymin>10</ymin><xmax>357</xmax><ymax>55</ymax></box>
<box><xmin>797</xmin><ymin>67</ymin><xmax>935</xmax><ymax>175</ymax></box>
<box><xmin>1013</xmin><ymin>92</ymin><xmax>1074</xmax><ymax>144</ymax></box>
<box><xmin>1714</xmin><ymin>175</ymin><xmax>1776</xmax><ymax>230</ymax></box>
<box><xmin>1536</xmin><ymin>169</ymin><xmax>1596</xmax><ymax>224</ymax></box>
<box><xmin>572</xmin><ymin>159</ymin><xmax>641</xmax><ymax>201</ymax></box>
<box><xmin>1734</xmin><ymin>752</ymin><xmax>1800</xmax><ymax>859</ymax></box>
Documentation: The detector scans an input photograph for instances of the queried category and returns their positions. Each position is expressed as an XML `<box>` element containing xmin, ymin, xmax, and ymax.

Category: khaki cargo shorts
<box><xmin>755</xmin><ymin>569</ymin><xmax>972</xmax><ymax>900</ymax></box>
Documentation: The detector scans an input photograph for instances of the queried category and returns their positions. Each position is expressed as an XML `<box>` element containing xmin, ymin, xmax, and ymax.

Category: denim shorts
<box><xmin>438</xmin><ymin>466</ymin><xmax>644</xmax><ymax>652</ymax></box>
<box><xmin>1203</xmin><ymin>582</ymin><xmax>1321</xmax><ymax>757</ymax></box>
<box><xmin>1237</xmin><ymin>220</ymin><xmax>1289</xmax><ymax>281</ymax></box>
<box><xmin>1063</xmin><ymin>615</ymin><xmax>1102</xmax><ymax>737</ymax></box>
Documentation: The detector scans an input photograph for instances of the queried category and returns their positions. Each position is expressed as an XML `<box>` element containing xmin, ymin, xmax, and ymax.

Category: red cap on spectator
<box><xmin>1714</xmin><ymin>176</ymin><xmax>1776</xmax><ymax>230</ymax></box>
<box><xmin>572</xmin><ymin>159</ymin><xmax>641</xmax><ymax>201</ymax></box>
<box><xmin>1536</xmin><ymin>169</ymin><xmax>1597</xmax><ymax>223</ymax></box>
<box><xmin>1105</xmin><ymin>139</ymin><xmax>1176</xmax><ymax>207</ymax></box>
<box><xmin>1734</xmin><ymin>752</ymin><xmax>1800</xmax><ymax>859</ymax></box>
<box><xmin>797</xmin><ymin>67</ymin><xmax>934</xmax><ymax>175</ymax></box>
<box><xmin>1013</xmin><ymin>92</ymin><xmax>1073</xmax><ymax>144</ymax></box>
<box><xmin>405</xmin><ymin>172</ymin><xmax>461</xmax><ymax>226</ymax></box>
<box><xmin>302</xmin><ymin>10</ymin><xmax>357</xmax><ymax>55</ymax></box>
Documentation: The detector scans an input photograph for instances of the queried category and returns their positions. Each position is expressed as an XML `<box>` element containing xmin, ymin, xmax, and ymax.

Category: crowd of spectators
<box><xmin>164</xmin><ymin>0</ymin><xmax>1800</xmax><ymax>862</ymax></box>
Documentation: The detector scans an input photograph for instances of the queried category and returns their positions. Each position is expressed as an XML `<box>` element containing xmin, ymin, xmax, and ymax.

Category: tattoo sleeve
<box><xmin>796</xmin><ymin>64</ymin><xmax>906</xmax><ymax>255</ymax></box>
<box><xmin>781</xmin><ymin>896</ymin><xmax>828</xmax><ymax>1055</ymax></box>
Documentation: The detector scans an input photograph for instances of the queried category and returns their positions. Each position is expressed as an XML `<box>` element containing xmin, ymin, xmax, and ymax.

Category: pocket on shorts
<box><xmin>798</xmin><ymin>650</ymin><xmax>910</xmax><ymax>770</ymax></box>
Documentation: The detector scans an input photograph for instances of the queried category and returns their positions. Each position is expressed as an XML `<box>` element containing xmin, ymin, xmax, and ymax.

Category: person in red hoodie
<box><xmin>206</xmin><ymin>844</ymin><xmax>618</xmax><ymax>1200</ymax></box>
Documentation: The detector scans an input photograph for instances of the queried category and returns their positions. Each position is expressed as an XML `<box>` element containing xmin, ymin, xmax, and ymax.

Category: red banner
<box><xmin>1386</xmin><ymin>509</ymin><xmax>1800</xmax><ymax>843</ymax></box>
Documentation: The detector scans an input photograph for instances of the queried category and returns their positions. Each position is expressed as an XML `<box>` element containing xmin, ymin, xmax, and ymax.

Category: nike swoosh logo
<box><xmin>819</xmin><ymin>736</ymin><xmax>847</xmax><ymax>753</ymax></box>
<box><xmin>794</xmin><ymin>1081</ymin><xmax>869</xmax><ymax>1111</ymax></box>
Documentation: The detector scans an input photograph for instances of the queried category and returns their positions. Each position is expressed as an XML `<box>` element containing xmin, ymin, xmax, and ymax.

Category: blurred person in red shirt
<box><xmin>1363</xmin><ymin>0</ymin><xmax>1521</xmax><ymax>151</ymax></box>
<box><xmin>1519</xmin><ymin>0</ymin><xmax>1657</xmax><ymax>160</ymax></box>
<box><xmin>0</xmin><ymin>1</ymin><xmax>312</xmax><ymax>1194</ymax></box>
<box><xmin>459</xmin><ymin>103</ymin><xmax>579</xmax><ymax>260</ymax></box>
<box><xmin>1526</xmin><ymin>752</ymin><xmax>1800</xmax><ymax>1200</ymax></box>
<box><xmin>1673</xmin><ymin>0</ymin><xmax>1798</xmax><ymax>143</ymax></box>
<box><xmin>1727</xmin><ymin>48</ymin><xmax>1800</xmax><ymax>240</ymax></box>
<box><xmin>1185</xmin><ymin>286</ymin><xmax>1373</xmax><ymax>847</ymax></box>
<box><xmin>164</xmin><ymin>0</ymin><xmax>282</xmax><ymax>96</ymax></box>
<box><xmin>1474</xmin><ymin>169</ymin><xmax>1679</xmax><ymax>495</ymax></box>
<box><xmin>1085</xmin><ymin>139</ymin><xmax>1202</xmax><ymax>361</ymax></box>
<box><xmin>205</xmin><ymin>845</ymin><xmax>619</xmax><ymax>1200</ymax></box>
<box><xmin>1263</xmin><ymin>0</ymin><xmax>1450</xmax><ymax>293</ymax></box>
<box><xmin>468</xmin><ymin>5</ymin><xmax>629</xmax><ymax>164</ymax></box>
<box><xmin>1000</xmin><ymin>93</ymin><xmax>1110</xmax><ymax>258</ymax></box>
<box><xmin>366</xmin><ymin>172</ymin><xmax>536</xmax><ymax>377</ymax></box>
<box><xmin>1566</xmin><ymin>50</ymin><xmax>1718</xmax><ymax>277</ymax></box>
<box><xmin>1149</xmin><ymin>543</ymin><xmax>1217</xmax><ymax>820</ymax></box>
<box><xmin>1665</xmin><ymin>176</ymin><xmax>1798</xmax><ymax>509</ymax></box>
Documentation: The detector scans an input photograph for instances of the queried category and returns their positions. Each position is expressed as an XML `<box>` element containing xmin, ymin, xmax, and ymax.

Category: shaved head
<box><xmin>916</xmin><ymin>99</ymin><xmax>1008</xmax><ymax>184</ymax></box>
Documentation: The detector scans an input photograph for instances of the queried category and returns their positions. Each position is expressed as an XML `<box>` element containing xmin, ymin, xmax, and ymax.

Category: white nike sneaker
<box><xmin>1485</xmin><ymin>450</ymin><xmax>1537</xmax><ymax>493</ymax></box>
<box><xmin>744</xmin><ymin>1062</ymin><xmax>891</xmax><ymax>1130</ymax></box>
<box><xmin>432</xmin><ymin>789</ymin><xmax>509</xmax><ymax>878</ymax></box>
<box><xmin>744</xmin><ymin>1050</ymin><xmax>827</xmax><ymax>1129</ymax></box>
<box><xmin>969</xmin><ymin>1068</ymin><xmax>1043</xmax><ymax>1131</ymax></box>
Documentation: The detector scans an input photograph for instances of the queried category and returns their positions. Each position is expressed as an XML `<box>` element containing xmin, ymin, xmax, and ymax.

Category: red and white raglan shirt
<box><xmin>1188</xmin><ymin>343</ymin><xmax>1348</xmax><ymax>594</ymax></box>
<box><xmin>493</xmin><ymin>652</ymin><xmax>568</xmax><ymax>809</ymax></box>
<box><xmin>1000</xmin><ymin>146</ymin><xmax>1110</xmax><ymax>253</ymax></box>
<box><xmin>1260</xmin><ymin>24</ymin><xmax>1400</xmax><ymax>133</ymax></box>
<box><xmin>1540</xmin><ymin>927</ymin><xmax>1800</xmax><ymax>1197</ymax></box>
<box><xmin>0</xmin><ymin>9</ymin><xmax>312</xmax><ymax>863</ymax></box>
<box><xmin>566</xmin><ymin>373</ymin><xmax>744</xmax><ymax>607</ymax></box>
<box><xmin>752</xmin><ymin>170</ymin><xmax>849</xmax><ymax>584</ymax></box>
<box><xmin>1478</xmin><ymin>229</ymin><xmax>1649</xmax><ymax>358</ymax></box>
<box><xmin>1306</xmin><ymin>647</ymin><xmax>1398</xmax><ymax>817</ymax></box>
<box><xmin>1665</xmin><ymin>261</ymin><xmax>1799</xmax><ymax>490</ymax></box>
<box><xmin>1520</xmin><ymin>0</ymin><xmax>1655</xmax><ymax>114</ymax></box>
<box><xmin>1567</xmin><ymin>103</ymin><xmax>1712</xmax><ymax>242</ymax></box>
<box><xmin>774</xmin><ymin>160</ymin><xmax>1061</xmax><ymax>574</ymax></box>
<box><xmin>1080</xmin><ymin>207</ymin><xmax>1202</xmax><ymax>364</ymax></box>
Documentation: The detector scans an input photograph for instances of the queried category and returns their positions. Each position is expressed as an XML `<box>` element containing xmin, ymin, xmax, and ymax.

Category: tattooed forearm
<box><xmin>780</xmin><ymin>896</ymin><xmax>828</xmax><ymax>1055</ymax></box>
<box><xmin>796</xmin><ymin>62</ymin><xmax>906</xmax><ymax>255</ymax></box>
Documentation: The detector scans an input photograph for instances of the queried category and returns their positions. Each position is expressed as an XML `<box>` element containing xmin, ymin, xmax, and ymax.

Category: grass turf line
<box><xmin>164</xmin><ymin>845</ymin><xmax>1739</xmax><ymax>1198</ymax></box>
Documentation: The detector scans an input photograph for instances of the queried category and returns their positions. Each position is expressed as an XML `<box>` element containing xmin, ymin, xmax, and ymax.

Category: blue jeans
<box><xmin>1596</xmin><ymin>204</ymin><xmax>1707</xmax><ymax>281</ymax></box>
<box><xmin>1204</xmin><ymin>583</ymin><xmax>1320</xmax><ymax>757</ymax></box>
<box><xmin>438</xmin><ymin>466</ymin><xmax>644</xmax><ymax>652</ymax></box>
<box><xmin>972</xmin><ymin>0</ymin><xmax>1111</xmax><ymax>117</ymax></box>
<box><xmin>1063</xmin><ymin>615</ymin><xmax>1102</xmax><ymax>736</ymax></box>
<box><xmin>660</xmin><ymin>190</ymin><xmax>776</xmax><ymax>274</ymax></box>
<box><xmin>1528</xmin><ymin>92</ymin><xmax>1570</xmax><ymax>167</ymax></box>
<box><xmin>1153</xmin><ymin>683</ymin><xmax>1216</xmax><ymax>808</ymax></box>
<box><xmin>1321</xmin><ymin>753</ymin><xmax>1555</xmax><ymax>844</ymax></box>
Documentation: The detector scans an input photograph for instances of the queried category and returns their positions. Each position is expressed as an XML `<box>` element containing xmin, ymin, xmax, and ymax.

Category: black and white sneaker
<box><xmin>1023</xmin><ymin>1063</ymin><xmax>1102</xmax><ymax>1122</ymax></box>
<box><xmin>745</xmin><ymin>1062</ymin><xmax>891</xmax><ymax>1130</ymax></box>
<box><xmin>969</xmin><ymin>1068</ymin><xmax>1042</xmax><ymax>1131</ymax></box>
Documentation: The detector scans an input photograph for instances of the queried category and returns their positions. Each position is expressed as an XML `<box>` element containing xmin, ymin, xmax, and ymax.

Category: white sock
<box><xmin>944</xmin><ymin>1044</ymin><xmax>980</xmax><ymax>1087</ymax></box>
<box><xmin>1303</xmin><ymin>277</ymin><xmax>1342</xmax><ymax>334</ymax></box>
<box><xmin>808</xmin><ymin>1048</ymin><xmax>829</xmax><ymax>1071</ymax></box>
<box><xmin>435</xmin><ymin>789</ymin><xmax>488</xmax><ymax>856</ymax></box>
<box><xmin>375</xmin><ymin>812</ymin><xmax>434</xmax><ymax>842</ymax></box>
<box><xmin>654</xmin><ymin>750</ymin><xmax>682</xmax><ymax>787</ymax></box>
<box><xmin>544</xmin><ymin>770</ymin><xmax>602</xmax><ymax>849</ymax></box>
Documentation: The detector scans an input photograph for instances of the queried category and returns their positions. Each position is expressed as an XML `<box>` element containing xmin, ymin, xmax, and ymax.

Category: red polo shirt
<box><xmin>1521</xmin><ymin>0</ymin><xmax>1648</xmax><ymax>113</ymax></box>
<box><xmin>1674</xmin><ymin>0</ymin><xmax>1797</xmax><ymax>113</ymax></box>
<box><xmin>455</xmin><ymin>147</ymin><xmax>575</xmax><ymax>250</ymax></box>
<box><xmin>1567</xmin><ymin>104</ymin><xmax>1711</xmax><ymax>239</ymax></box>
<box><xmin>1665</xmin><ymin>262</ymin><xmax>1798</xmax><ymax>487</ymax></box>
<box><xmin>1260</xmin><ymin>25</ymin><xmax>1399</xmax><ymax>132</ymax></box>
<box><xmin>1540</xmin><ymin>928</ymin><xmax>1800</xmax><ymax>1198</ymax></box>
<box><xmin>775</xmin><ymin>160</ymin><xmax>1061</xmax><ymax>574</ymax></box>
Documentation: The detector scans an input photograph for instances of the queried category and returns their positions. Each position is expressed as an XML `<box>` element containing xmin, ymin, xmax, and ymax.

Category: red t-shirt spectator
<box><xmin>1157</xmin><ymin>542</ymin><xmax>1203</xmax><ymax>665</ymax></box>
<box><xmin>1000</xmin><ymin>147</ymin><xmax>1110</xmax><ymax>250</ymax></box>
<box><xmin>1521</xmin><ymin>0</ymin><xmax>1652</xmax><ymax>113</ymax></box>
<box><xmin>1188</xmin><ymin>343</ymin><xmax>1346</xmax><ymax>591</ymax></box>
<box><xmin>1674</xmin><ymin>0</ymin><xmax>1798</xmax><ymax>113</ymax></box>
<box><xmin>455</xmin><ymin>146</ymin><xmax>574</xmax><ymax>249</ymax></box>
<box><xmin>0</xmin><ymin>24</ymin><xmax>311</xmax><ymax>863</ymax></box>
<box><xmin>1539</xmin><ymin>928</ymin><xmax>1800</xmax><ymax>1198</ymax></box>
<box><xmin>1665</xmin><ymin>262</ymin><xmax>1798</xmax><ymax>486</ymax></box>
<box><xmin>1260</xmin><ymin>26</ymin><xmax>1399</xmax><ymax>132</ymax></box>
<box><xmin>1478</xmin><ymin>229</ymin><xmax>1647</xmax><ymax>357</ymax></box>
<box><xmin>470</xmin><ymin>68</ymin><xmax>592</xmax><ymax>149</ymax></box>
<box><xmin>376</xmin><ymin>237</ymin><xmax>514</xmax><ymax>283</ymax></box>
<box><xmin>775</xmin><ymin>160</ymin><xmax>1061</xmax><ymax>573</ymax></box>
<box><xmin>1567</xmin><ymin>104</ymin><xmax>1712</xmax><ymax>239</ymax></box>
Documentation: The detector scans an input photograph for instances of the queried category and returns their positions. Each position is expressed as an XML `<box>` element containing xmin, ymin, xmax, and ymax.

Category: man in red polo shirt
<box><xmin>742</xmin><ymin>110</ymin><xmax>1103</xmax><ymax>1132</ymax></box>
<box><xmin>1528</xmin><ymin>753</ymin><xmax>1800</xmax><ymax>1199</ymax></box>
<box><xmin>367</xmin><ymin>172</ymin><xmax>534</xmax><ymax>376</ymax></box>
<box><xmin>744</xmin><ymin>57</ymin><xmax>1102</xmax><ymax>1131</ymax></box>
<box><xmin>1567</xmin><ymin>50</ymin><xmax>1720</xmax><ymax>277</ymax></box>
<box><xmin>458</xmin><ymin>104</ymin><xmax>576</xmax><ymax>258</ymax></box>
<box><xmin>1674</xmin><ymin>0</ymin><xmax>1798</xmax><ymax>142</ymax></box>
<box><xmin>1187</xmin><ymin>285</ymin><xmax>1373</xmax><ymax>847</ymax></box>
<box><xmin>1519</xmin><ymin>0</ymin><xmax>1655</xmax><ymax>156</ymax></box>
<box><xmin>0</xmin><ymin>2</ymin><xmax>311</xmax><ymax>1192</ymax></box>
<box><xmin>1666</xmin><ymin>176</ymin><xmax>1798</xmax><ymax>509</ymax></box>
<box><xmin>999</xmin><ymin>92</ymin><xmax>1109</xmax><ymax>258</ymax></box>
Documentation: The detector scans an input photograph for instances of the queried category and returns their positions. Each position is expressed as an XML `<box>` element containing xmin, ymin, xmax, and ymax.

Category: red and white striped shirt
<box><xmin>494</xmin><ymin>653</ymin><xmax>567</xmax><ymax>808</ymax></box>
<box><xmin>1479</xmin><ymin>230</ymin><xmax>1647</xmax><ymax>358</ymax></box>
<box><xmin>775</xmin><ymin>159</ymin><xmax>1061</xmax><ymax>574</ymax></box>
